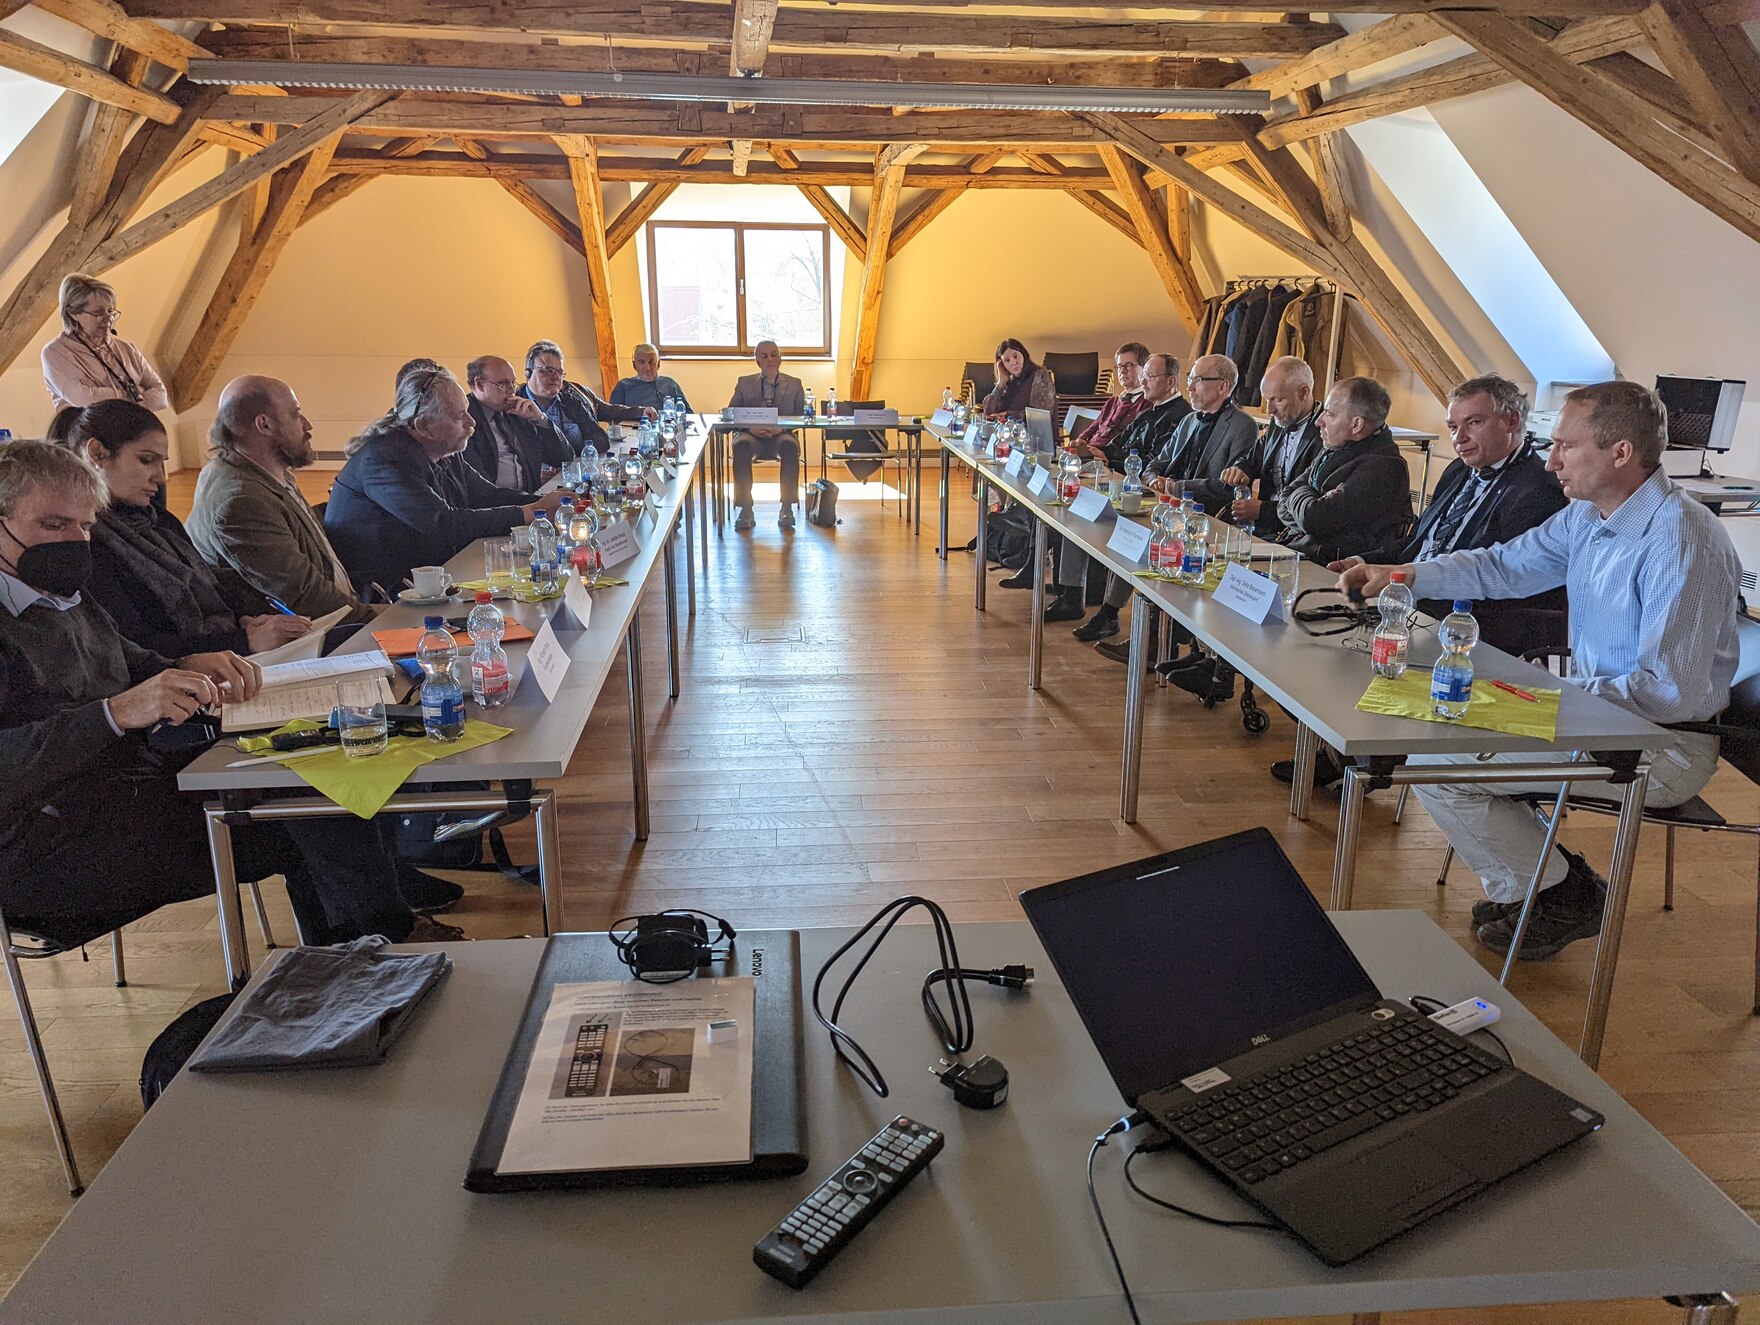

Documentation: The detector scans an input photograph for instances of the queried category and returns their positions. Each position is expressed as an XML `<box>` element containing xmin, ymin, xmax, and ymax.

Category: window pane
<box><xmin>653</xmin><ymin>226</ymin><xmax>737</xmax><ymax>347</ymax></box>
<box><xmin>743</xmin><ymin>229</ymin><xmax>825</xmax><ymax>349</ymax></box>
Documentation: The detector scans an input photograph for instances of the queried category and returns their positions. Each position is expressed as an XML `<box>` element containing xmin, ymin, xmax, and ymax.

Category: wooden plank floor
<box><xmin>2</xmin><ymin>471</ymin><xmax>1757</xmax><ymax>1320</ymax></box>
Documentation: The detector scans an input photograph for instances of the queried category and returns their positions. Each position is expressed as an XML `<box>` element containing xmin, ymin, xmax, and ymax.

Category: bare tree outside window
<box><xmin>646</xmin><ymin>221</ymin><xmax>831</xmax><ymax>356</ymax></box>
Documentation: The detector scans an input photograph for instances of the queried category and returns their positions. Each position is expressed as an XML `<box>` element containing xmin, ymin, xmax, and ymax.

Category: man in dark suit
<box><xmin>519</xmin><ymin>339</ymin><xmax>651</xmax><ymax>456</ymax></box>
<box><xmin>1220</xmin><ymin>355</ymin><xmax>1325</xmax><ymax>542</ymax></box>
<box><xmin>726</xmin><ymin>340</ymin><xmax>806</xmax><ymax>530</ymax></box>
<box><xmin>326</xmin><ymin>367</ymin><xmax>554</xmax><ymax>593</ymax></box>
<box><xmin>462</xmin><ymin>354</ymin><xmax>572</xmax><ymax>494</ymax></box>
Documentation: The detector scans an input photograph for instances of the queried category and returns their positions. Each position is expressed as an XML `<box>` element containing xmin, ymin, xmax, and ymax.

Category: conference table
<box><xmin>927</xmin><ymin>424</ymin><xmax>1665</xmax><ymax>1068</ymax></box>
<box><xmin>705</xmin><ymin>413</ymin><xmax>927</xmax><ymax>533</ymax></box>
<box><xmin>175</xmin><ymin>423</ymin><xmax>712</xmax><ymax>990</ymax></box>
<box><xmin>4</xmin><ymin>916</ymin><xmax>1755</xmax><ymax>1324</ymax></box>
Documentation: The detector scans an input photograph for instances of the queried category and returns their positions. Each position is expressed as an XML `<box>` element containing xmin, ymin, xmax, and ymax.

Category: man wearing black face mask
<box><xmin>0</xmin><ymin>442</ymin><xmax>456</xmax><ymax>948</ymax></box>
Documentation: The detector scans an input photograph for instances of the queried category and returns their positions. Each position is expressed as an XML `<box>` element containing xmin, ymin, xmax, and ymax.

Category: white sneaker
<box><xmin>778</xmin><ymin>507</ymin><xmax>796</xmax><ymax>529</ymax></box>
<box><xmin>734</xmin><ymin>506</ymin><xmax>755</xmax><ymax>530</ymax></box>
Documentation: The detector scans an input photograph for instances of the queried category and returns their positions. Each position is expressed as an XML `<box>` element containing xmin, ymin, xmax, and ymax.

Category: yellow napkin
<box><xmin>1129</xmin><ymin>563</ymin><xmax>1227</xmax><ymax>592</ymax></box>
<box><xmin>233</xmin><ymin>718</ymin><xmax>515</xmax><ymax>818</ymax></box>
<box><xmin>1356</xmin><ymin>669</ymin><xmax>1561</xmax><ymax>741</ymax></box>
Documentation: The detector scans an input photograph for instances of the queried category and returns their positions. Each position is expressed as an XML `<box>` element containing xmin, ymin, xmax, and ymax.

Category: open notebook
<box><xmin>221</xmin><ymin>651</ymin><xmax>397</xmax><ymax>733</ymax></box>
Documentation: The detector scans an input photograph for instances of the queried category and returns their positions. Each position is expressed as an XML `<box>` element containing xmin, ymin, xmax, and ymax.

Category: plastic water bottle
<box><xmin>1122</xmin><ymin>449</ymin><xmax>1143</xmax><ymax>497</ymax></box>
<box><xmin>1180</xmin><ymin>504</ymin><xmax>1210</xmax><ymax>585</ymax></box>
<box><xmin>803</xmin><ymin>386</ymin><xmax>816</xmax><ymax>421</ymax></box>
<box><xmin>554</xmin><ymin>498</ymin><xmax>576</xmax><ymax>563</ymax></box>
<box><xmin>568</xmin><ymin>504</ymin><xmax>600</xmax><ymax>585</ymax></box>
<box><xmin>1431</xmin><ymin>600</ymin><xmax>1480</xmax><ymax>720</ymax></box>
<box><xmin>993</xmin><ymin>421</ymin><xmax>1013</xmax><ymax>461</ymax></box>
<box><xmin>579</xmin><ymin>443</ymin><xmax>599</xmax><ymax>497</ymax></box>
<box><xmin>942</xmin><ymin>386</ymin><xmax>954</xmax><ymax>412</ymax></box>
<box><xmin>416</xmin><ymin>615</ymin><xmax>466</xmax><ymax>741</ymax></box>
<box><xmin>1148</xmin><ymin>494</ymin><xmax>1181</xmax><ymax>575</ymax></box>
<box><xmin>1371</xmin><ymin>571</ymin><xmax>1415</xmax><ymax>679</ymax></box>
<box><xmin>1057</xmin><ymin>450</ymin><xmax>1082</xmax><ymax>504</ymax></box>
<box><xmin>623</xmin><ymin>447</ymin><xmax>646</xmax><ymax>509</ymax></box>
<box><xmin>827</xmin><ymin>387</ymin><xmax>838</xmax><ymax>418</ymax></box>
<box><xmin>466</xmin><ymin>592</ymin><xmax>511</xmax><ymax>709</ymax></box>
<box><xmin>529</xmin><ymin>509</ymin><xmax>559</xmax><ymax>594</ymax></box>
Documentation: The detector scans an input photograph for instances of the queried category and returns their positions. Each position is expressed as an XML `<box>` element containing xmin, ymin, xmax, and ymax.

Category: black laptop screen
<box><xmin>1020</xmin><ymin>829</ymin><xmax>1380</xmax><ymax>1105</ymax></box>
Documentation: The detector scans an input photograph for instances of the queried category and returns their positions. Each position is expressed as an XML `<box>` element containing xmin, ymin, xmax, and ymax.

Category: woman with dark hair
<box><xmin>981</xmin><ymin>338</ymin><xmax>1055</xmax><ymax>419</ymax></box>
<box><xmin>67</xmin><ymin>400</ymin><xmax>314</xmax><ymax>659</ymax></box>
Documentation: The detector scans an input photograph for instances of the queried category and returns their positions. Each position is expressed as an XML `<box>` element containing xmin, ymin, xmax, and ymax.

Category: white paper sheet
<box><xmin>257</xmin><ymin>650</ymin><xmax>392</xmax><ymax>689</ymax></box>
<box><xmin>245</xmin><ymin>606</ymin><xmax>351</xmax><ymax>666</ymax></box>
<box><xmin>220</xmin><ymin>676</ymin><xmax>395</xmax><ymax>732</ymax></box>
<box><xmin>497</xmin><ymin>977</ymin><xmax>756</xmax><ymax>1176</ymax></box>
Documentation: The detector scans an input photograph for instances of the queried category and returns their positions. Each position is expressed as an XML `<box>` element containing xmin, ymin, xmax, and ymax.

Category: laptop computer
<box><xmin>1025</xmin><ymin>406</ymin><xmax>1058</xmax><ymax>460</ymax></box>
<box><xmin>1019</xmin><ymin>828</ymin><xmax>1603</xmax><ymax>1265</ymax></box>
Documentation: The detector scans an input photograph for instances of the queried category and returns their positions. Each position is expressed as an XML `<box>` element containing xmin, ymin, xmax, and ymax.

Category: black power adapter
<box><xmin>932</xmin><ymin>1054</ymin><xmax>1010</xmax><ymax>1109</ymax></box>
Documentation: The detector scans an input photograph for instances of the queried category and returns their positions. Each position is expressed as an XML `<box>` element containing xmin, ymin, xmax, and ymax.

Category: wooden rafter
<box><xmin>1018</xmin><ymin>151</ymin><xmax>1142</xmax><ymax>249</ymax></box>
<box><xmin>0</xmin><ymin>27</ymin><xmax>182</xmax><ymax>123</ymax></box>
<box><xmin>850</xmin><ymin>144</ymin><xmax>924</xmax><ymax>399</ymax></box>
<box><xmin>68</xmin><ymin>47</ymin><xmax>149</xmax><ymax>229</ymax></box>
<box><xmin>605</xmin><ymin>146</ymin><xmax>709</xmax><ymax>257</ymax></box>
<box><xmin>0</xmin><ymin>84</ymin><xmax>218</xmax><ymax>377</ymax></box>
<box><xmin>456</xmin><ymin>137</ymin><xmax>583</xmax><ymax>253</ymax></box>
<box><xmin>85</xmin><ymin>91</ymin><xmax>395</xmax><ymax>274</ymax></box>
<box><xmin>730</xmin><ymin>0</ymin><xmax>779</xmax><ymax>76</ymax></box>
<box><xmin>299</xmin><ymin>135</ymin><xmax>438</xmax><ymax>225</ymax></box>
<box><xmin>1435</xmin><ymin>12</ymin><xmax>1760</xmax><ymax>244</ymax></box>
<box><xmin>730</xmin><ymin>138</ymin><xmax>753</xmax><ymax>177</ymax></box>
<box><xmin>171</xmin><ymin>135</ymin><xmax>341</xmax><ymax>410</ymax></box>
<box><xmin>889</xmin><ymin>149</ymin><xmax>1002</xmax><ymax>258</ymax></box>
<box><xmin>796</xmin><ymin>185</ymin><xmax>867</xmax><ymax>263</ymax></box>
<box><xmin>32</xmin><ymin>0</ymin><xmax>209</xmax><ymax>71</ymax></box>
<box><xmin>767</xmin><ymin>144</ymin><xmax>800</xmax><ymax>170</ymax></box>
<box><xmin>1294</xmin><ymin>88</ymin><xmax>1354</xmax><ymax>244</ymax></box>
<box><xmin>1638</xmin><ymin>0</ymin><xmax>1760</xmax><ymax>184</ymax></box>
<box><xmin>130</xmin><ymin>0</ymin><xmax>1347</xmax><ymax>60</ymax></box>
<box><xmin>1231</xmin><ymin>14</ymin><xmax>1441</xmax><ymax>99</ymax></box>
<box><xmin>555</xmin><ymin>135</ymin><xmax>621</xmax><ymax>393</ymax></box>
<box><xmin>1098</xmin><ymin>146</ymin><xmax>1201</xmax><ymax>326</ymax></box>
<box><xmin>1588</xmin><ymin>53</ymin><xmax>1719</xmax><ymax>158</ymax></box>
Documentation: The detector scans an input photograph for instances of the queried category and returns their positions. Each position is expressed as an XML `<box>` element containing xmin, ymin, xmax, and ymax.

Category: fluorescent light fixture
<box><xmin>186</xmin><ymin>59</ymin><xmax>1271</xmax><ymax>115</ymax></box>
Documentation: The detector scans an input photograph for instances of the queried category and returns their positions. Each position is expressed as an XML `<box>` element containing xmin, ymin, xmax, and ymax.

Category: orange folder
<box><xmin>373</xmin><ymin>619</ymin><xmax>536</xmax><ymax>658</ymax></box>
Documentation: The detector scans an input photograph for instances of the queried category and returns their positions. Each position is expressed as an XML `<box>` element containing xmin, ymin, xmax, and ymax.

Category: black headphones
<box><xmin>609</xmin><ymin>909</ymin><xmax>736</xmax><ymax>984</ymax></box>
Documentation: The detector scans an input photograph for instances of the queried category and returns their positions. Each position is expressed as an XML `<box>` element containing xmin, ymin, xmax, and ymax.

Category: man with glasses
<box><xmin>1077</xmin><ymin>355</ymin><xmax>1257</xmax><ymax>657</ymax></box>
<box><xmin>726</xmin><ymin>340</ymin><xmax>806</xmax><ymax>531</ymax></box>
<box><xmin>461</xmin><ymin>354</ymin><xmax>572</xmax><ymax>495</ymax></box>
<box><xmin>519</xmin><ymin>340</ymin><xmax>651</xmax><ymax>456</ymax></box>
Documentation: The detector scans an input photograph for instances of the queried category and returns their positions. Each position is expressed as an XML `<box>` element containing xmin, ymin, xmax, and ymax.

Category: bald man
<box><xmin>187</xmin><ymin>375</ymin><xmax>375</xmax><ymax>623</ymax></box>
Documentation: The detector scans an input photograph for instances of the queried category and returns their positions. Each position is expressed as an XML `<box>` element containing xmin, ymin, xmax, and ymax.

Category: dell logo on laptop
<box><xmin>1251</xmin><ymin>1033</ymin><xmax>1271</xmax><ymax>1045</ymax></box>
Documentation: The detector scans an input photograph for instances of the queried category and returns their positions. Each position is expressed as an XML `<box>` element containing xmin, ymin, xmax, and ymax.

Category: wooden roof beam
<box><xmin>888</xmin><ymin>148</ymin><xmax>1002</xmax><ymax>259</ymax></box>
<box><xmin>456</xmin><ymin>138</ymin><xmax>584</xmax><ymax>254</ymax></box>
<box><xmin>1231</xmin><ymin>14</ymin><xmax>1442</xmax><ymax>100</ymax></box>
<box><xmin>555</xmin><ymin>134</ymin><xmax>621</xmax><ymax>392</ymax></box>
<box><xmin>301</xmin><ymin>135</ymin><xmax>438</xmax><ymax>224</ymax></box>
<box><xmin>32</xmin><ymin>0</ymin><xmax>209</xmax><ymax>72</ymax></box>
<box><xmin>1098</xmin><ymin>145</ymin><xmax>1201</xmax><ymax>325</ymax></box>
<box><xmin>605</xmin><ymin>145</ymin><xmax>709</xmax><ymax>257</ymax></box>
<box><xmin>0</xmin><ymin>26</ymin><xmax>182</xmax><ymax>122</ymax></box>
<box><xmin>1638</xmin><ymin>0</ymin><xmax>1760</xmax><ymax>184</ymax></box>
<box><xmin>796</xmin><ymin>184</ymin><xmax>866</xmax><ymax>262</ymax></box>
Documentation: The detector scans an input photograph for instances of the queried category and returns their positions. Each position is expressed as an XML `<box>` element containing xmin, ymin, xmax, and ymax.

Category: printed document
<box><xmin>497</xmin><ymin>977</ymin><xmax>756</xmax><ymax>1175</ymax></box>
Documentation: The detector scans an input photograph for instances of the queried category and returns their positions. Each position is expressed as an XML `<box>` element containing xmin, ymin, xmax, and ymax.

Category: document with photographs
<box><xmin>496</xmin><ymin>977</ymin><xmax>756</xmax><ymax>1176</ymax></box>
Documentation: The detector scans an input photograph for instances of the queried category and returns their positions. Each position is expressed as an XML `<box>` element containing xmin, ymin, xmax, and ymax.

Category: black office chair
<box><xmin>960</xmin><ymin>362</ymin><xmax>996</xmax><ymax>406</ymax></box>
<box><xmin>1043</xmin><ymin>351</ymin><xmax>1101</xmax><ymax>396</ymax></box>
<box><xmin>822</xmin><ymin>399</ymin><xmax>888</xmax><ymax>485</ymax></box>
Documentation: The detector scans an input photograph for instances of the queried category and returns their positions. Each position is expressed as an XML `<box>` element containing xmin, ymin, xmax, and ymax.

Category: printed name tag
<box><xmin>1026</xmin><ymin>465</ymin><xmax>1054</xmax><ymax>498</ymax></box>
<box><xmin>929</xmin><ymin>409</ymin><xmax>953</xmax><ymax>428</ymax></box>
<box><xmin>1068</xmin><ymin>487</ymin><xmax>1114</xmax><ymax>522</ymax></box>
<box><xmin>526</xmin><ymin>616</ymin><xmax>571</xmax><ymax>703</ymax></box>
<box><xmin>1213</xmin><ymin>561</ymin><xmax>1286</xmax><ymax>623</ymax></box>
<box><xmin>727</xmin><ymin>407</ymin><xmax>778</xmax><ymax>425</ymax></box>
<box><xmin>1107</xmin><ymin>519</ymin><xmax>1151</xmax><ymax>564</ymax></box>
<box><xmin>1003</xmin><ymin>450</ymin><xmax>1027</xmax><ymax>478</ymax></box>
<box><xmin>962</xmin><ymin>422</ymin><xmax>981</xmax><ymax>447</ymax></box>
<box><xmin>853</xmin><ymin>408</ymin><xmax>899</xmax><ymax>425</ymax></box>
<box><xmin>648</xmin><ymin>466</ymin><xmax>667</xmax><ymax>489</ymax></box>
<box><xmin>563</xmin><ymin>570</ymin><xmax>592</xmax><ymax>629</ymax></box>
<box><xmin>596</xmin><ymin>520</ymin><xmax>641</xmax><ymax>568</ymax></box>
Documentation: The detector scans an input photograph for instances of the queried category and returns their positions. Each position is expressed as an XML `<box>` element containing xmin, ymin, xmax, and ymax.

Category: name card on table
<box><xmin>642</xmin><ymin>490</ymin><xmax>661</xmax><ymax>520</ymax></box>
<box><xmin>1106</xmin><ymin>519</ymin><xmax>1152</xmax><ymax>564</ymax></box>
<box><xmin>1003</xmin><ymin>450</ymin><xmax>1027</xmax><ymax>478</ymax></box>
<box><xmin>526</xmin><ymin>616</ymin><xmax>571</xmax><ymax>703</ymax></box>
<box><xmin>962</xmin><ymin>423</ymin><xmax>981</xmax><ymax>447</ymax></box>
<box><xmin>648</xmin><ymin>466</ymin><xmax>667</xmax><ymax>489</ymax></box>
<box><xmin>727</xmin><ymin>407</ymin><xmax>779</xmax><ymax>426</ymax></box>
<box><xmin>1026</xmin><ymin>465</ymin><xmax>1054</xmax><ymax>499</ymax></box>
<box><xmin>1212</xmin><ymin>561</ymin><xmax>1287</xmax><ymax>624</ymax></box>
<box><xmin>853</xmin><ymin>408</ymin><xmax>899</xmax><ymax>425</ymax></box>
<box><xmin>1068</xmin><ymin>486</ymin><xmax>1115</xmax><ymax>523</ymax></box>
<box><xmin>929</xmin><ymin>409</ymin><xmax>953</xmax><ymax>428</ymax></box>
<box><xmin>596</xmin><ymin>520</ymin><xmax>641</xmax><ymax>568</ymax></box>
<box><xmin>563</xmin><ymin>570</ymin><xmax>593</xmax><ymax>629</ymax></box>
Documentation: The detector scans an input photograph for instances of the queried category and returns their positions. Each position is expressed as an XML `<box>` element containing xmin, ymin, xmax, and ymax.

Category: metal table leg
<box><xmin>1029</xmin><ymin>519</ymin><xmax>1047</xmax><ymax>690</ymax></box>
<box><xmin>1330</xmin><ymin>763</ymin><xmax>1369</xmax><ymax>909</ymax></box>
<box><xmin>975</xmin><ymin>475</ymin><xmax>989</xmax><ymax>611</ymax></box>
<box><xmin>1119</xmin><ymin>598</ymin><xmax>1152</xmax><ymax>823</ymax></box>
<box><xmin>1289</xmin><ymin>723</ymin><xmax>1318</xmax><ymax>822</ymax></box>
<box><xmin>938</xmin><ymin>446</ymin><xmax>951</xmax><ymax>561</ymax></box>
<box><xmin>663</xmin><ymin>534</ymin><xmax>681</xmax><ymax>701</ymax></box>
<box><xmin>626</xmin><ymin>617</ymin><xmax>651</xmax><ymax>841</ymax></box>
<box><xmin>697</xmin><ymin>455</ymin><xmax>710</xmax><ymax>567</ymax></box>
<box><xmin>532</xmin><ymin>787</ymin><xmax>564</xmax><ymax>936</ymax></box>
<box><xmin>205</xmin><ymin>808</ymin><xmax>251</xmax><ymax>990</ymax></box>
<box><xmin>683</xmin><ymin>472</ymin><xmax>697</xmax><ymax>616</ymax></box>
<box><xmin>1669</xmin><ymin>1292</ymin><xmax>1739</xmax><ymax>1323</ymax></box>
<box><xmin>1580</xmin><ymin>764</ymin><xmax>1652</xmax><ymax>1069</ymax></box>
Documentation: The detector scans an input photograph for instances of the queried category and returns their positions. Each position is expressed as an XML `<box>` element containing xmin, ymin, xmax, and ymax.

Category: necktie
<box><xmin>1423</xmin><ymin>471</ymin><xmax>1489</xmax><ymax>558</ymax></box>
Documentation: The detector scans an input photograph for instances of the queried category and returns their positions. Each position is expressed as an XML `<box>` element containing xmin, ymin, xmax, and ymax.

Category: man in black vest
<box><xmin>1220</xmin><ymin>355</ymin><xmax>1325</xmax><ymax>542</ymax></box>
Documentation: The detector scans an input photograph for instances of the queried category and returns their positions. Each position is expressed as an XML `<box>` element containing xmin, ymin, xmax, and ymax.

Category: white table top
<box><xmin>935</xmin><ymin>430</ymin><xmax>1663</xmax><ymax>759</ymax></box>
<box><xmin>176</xmin><ymin>425</ymin><xmax>706</xmax><ymax>793</ymax></box>
<box><xmin>4</xmin><ymin>915</ymin><xmax>1755</xmax><ymax>1324</ymax></box>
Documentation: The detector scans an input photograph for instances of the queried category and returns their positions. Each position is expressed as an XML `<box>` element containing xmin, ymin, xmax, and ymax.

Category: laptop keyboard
<box><xmin>1164</xmin><ymin>1017</ymin><xmax>1506</xmax><ymax>1185</ymax></box>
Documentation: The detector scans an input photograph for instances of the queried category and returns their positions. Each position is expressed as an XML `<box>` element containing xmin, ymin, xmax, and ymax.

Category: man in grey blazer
<box><xmin>726</xmin><ymin>340</ymin><xmax>804</xmax><ymax>529</ymax></box>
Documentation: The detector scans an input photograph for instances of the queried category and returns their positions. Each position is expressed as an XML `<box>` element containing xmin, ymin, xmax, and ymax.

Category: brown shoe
<box><xmin>406</xmin><ymin>916</ymin><xmax>468</xmax><ymax>943</ymax></box>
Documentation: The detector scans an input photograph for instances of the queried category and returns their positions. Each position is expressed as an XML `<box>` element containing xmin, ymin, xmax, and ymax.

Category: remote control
<box><xmin>754</xmin><ymin>1115</ymin><xmax>944</xmax><ymax>1289</ymax></box>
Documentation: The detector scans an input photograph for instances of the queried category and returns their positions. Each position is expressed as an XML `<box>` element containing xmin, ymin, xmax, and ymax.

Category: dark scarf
<box><xmin>92</xmin><ymin>503</ymin><xmax>237</xmax><ymax>641</ymax></box>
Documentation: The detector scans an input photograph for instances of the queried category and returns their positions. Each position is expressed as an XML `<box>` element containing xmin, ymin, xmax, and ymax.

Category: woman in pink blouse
<box><xmin>40</xmin><ymin>273</ymin><xmax>170</xmax><ymax>414</ymax></box>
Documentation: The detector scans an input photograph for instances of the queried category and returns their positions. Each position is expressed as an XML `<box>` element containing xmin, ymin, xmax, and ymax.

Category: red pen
<box><xmin>1492</xmin><ymin>679</ymin><xmax>1537</xmax><ymax>703</ymax></box>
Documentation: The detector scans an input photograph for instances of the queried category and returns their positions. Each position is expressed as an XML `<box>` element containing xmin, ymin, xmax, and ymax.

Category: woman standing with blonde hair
<box><xmin>40</xmin><ymin>273</ymin><xmax>170</xmax><ymax>414</ymax></box>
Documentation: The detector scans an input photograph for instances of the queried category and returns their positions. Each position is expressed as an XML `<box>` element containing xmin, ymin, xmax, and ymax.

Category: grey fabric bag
<box><xmin>188</xmin><ymin>936</ymin><xmax>450</xmax><ymax>1073</ymax></box>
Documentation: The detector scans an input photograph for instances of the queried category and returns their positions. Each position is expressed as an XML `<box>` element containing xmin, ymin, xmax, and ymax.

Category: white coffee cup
<box><xmin>1121</xmin><ymin>491</ymin><xmax>1144</xmax><ymax>515</ymax></box>
<box><xmin>410</xmin><ymin>566</ymin><xmax>452</xmax><ymax>598</ymax></box>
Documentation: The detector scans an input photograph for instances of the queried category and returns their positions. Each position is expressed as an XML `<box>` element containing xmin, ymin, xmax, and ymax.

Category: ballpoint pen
<box><xmin>1491</xmin><ymin>679</ymin><xmax>1537</xmax><ymax>702</ymax></box>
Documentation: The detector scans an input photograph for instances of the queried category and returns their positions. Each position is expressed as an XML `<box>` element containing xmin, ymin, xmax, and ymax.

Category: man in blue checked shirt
<box><xmin>1340</xmin><ymin>381</ymin><xmax>1741</xmax><ymax>961</ymax></box>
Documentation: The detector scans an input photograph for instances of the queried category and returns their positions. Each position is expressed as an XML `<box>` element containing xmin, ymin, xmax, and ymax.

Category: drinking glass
<box><xmin>484</xmin><ymin>539</ymin><xmax>515</xmax><ymax>593</ymax></box>
<box><xmin>1267</xmin><ymin>546</ymin><xmax>1301</xmax><ymax>612</ymax></box>
<box><xmin>336</xmin><ymin>681</ymin><xmax>388</xmax><ymax>758</ymax></box>
<box><xmin>510</xmin><ymin>526</ymin><xmax>533</xmax><ymax>585</ymax></box>
<box><xmin>1230</xmin><ymin>523</ymin><xmax>1253</xmax><ymax>565</ymax></box>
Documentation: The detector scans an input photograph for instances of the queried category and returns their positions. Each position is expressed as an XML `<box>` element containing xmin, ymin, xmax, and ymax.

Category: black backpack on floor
<box><xmin>807</xmin><ymin>477</ymin><xmax>840</xmax><ymax>527</ymax></box>
<box><xmin>141</xmin><ymin>993</ymin><xmax>237</xmax><ymax>1110</ymax></box>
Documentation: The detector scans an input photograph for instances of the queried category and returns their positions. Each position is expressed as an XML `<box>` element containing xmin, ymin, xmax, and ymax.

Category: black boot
<box><xmin>998</xmin><ymin>561</ymin><xmax>1040</xmax><ymax>589</ymax></box>
<box><xmin>1044</xmin><ymin>589</ymin><xmax>1085</xmax><ymax>623</ymax></box>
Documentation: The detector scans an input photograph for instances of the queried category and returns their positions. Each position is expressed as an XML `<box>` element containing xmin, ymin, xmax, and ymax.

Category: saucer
<box><xmin>398</xmin><ymin>587</ymin><xmax>459</xmax><ymax>606</ymax></box>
